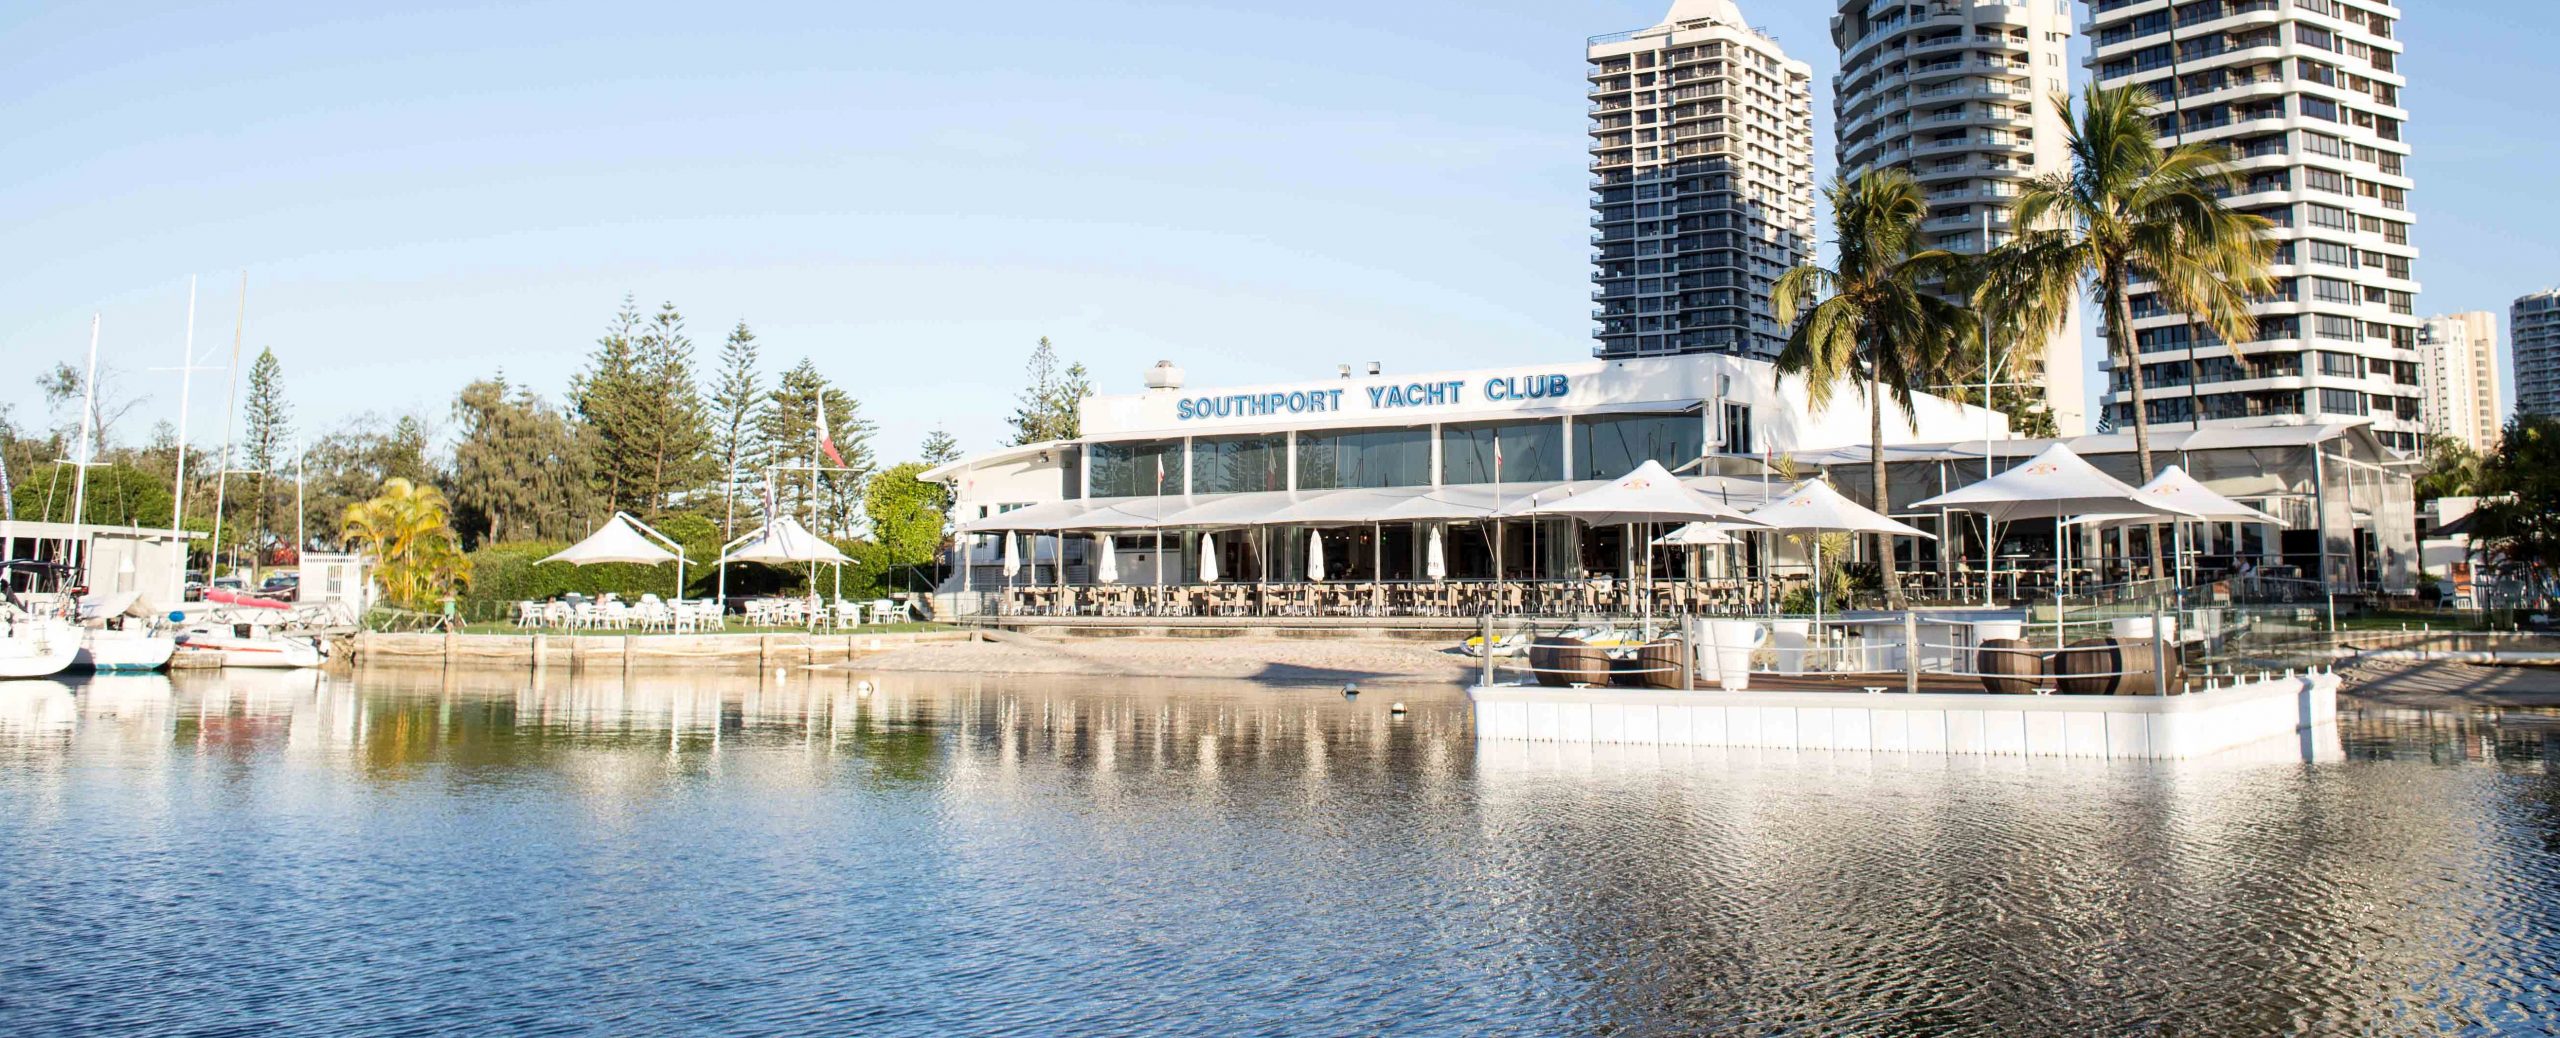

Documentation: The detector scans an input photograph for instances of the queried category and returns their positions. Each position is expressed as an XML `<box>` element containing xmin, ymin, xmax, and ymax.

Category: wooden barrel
<box><xmin>1528</xmin><ymin>637</ymin><xmax>1582</xmax><ymax>688</ymax></box>
<box><xmin>1556</xmin><ymin>644</ymin><xmax>1613</xmax><ymax>687</ymax></box>
<box><xmin>1635</xmin><ymin>640</ymin><xmax>1687</xmax><ymax>690</ymax></box>
<box><xmin>1976</xmin><ymin>638</ymin><xmax>2043</xmax><ymax>694</ymax></box>
<box><xmin>2052</xmin><ymin>637</ymin><xmax>2164</xmax><ymax>695</ymax></box>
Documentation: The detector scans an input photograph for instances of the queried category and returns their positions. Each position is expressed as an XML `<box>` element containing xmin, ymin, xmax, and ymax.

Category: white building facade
<box><xmin>2084</xmin><ymin>0</ymin><xmax>2422</xmax><ymax>450</ymax></box>
<box><xmin>2415</xmin><ymin>311</ymin><xmax>2503</xmax><ymax>454</ymax></box>
<box><xmin>1588</xmin><ymin>0</ymin><xmax>1819</xmax><ymax>362</ymax></box>
<box><xmin>1830</xmin><ymin>0</ymin><xmax>2088</xmax><ymax>435</ymax></box>
<box><xmin>926</xmin><ymin>355</ymin><xmax>2005</xmax><ymax>588</ymax></box>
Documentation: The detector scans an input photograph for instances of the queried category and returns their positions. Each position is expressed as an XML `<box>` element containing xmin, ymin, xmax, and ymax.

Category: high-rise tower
<box><xmin>2513</xmin><ymin>290</ymin><xmax>2560</xmax><ymax>418</ymax></box>
<box><xmin>2085</xmin><ymin>0</ymin><xmax>2422</xmax><ymax>450</ymax></box>
<box><xmin>1830</xmin><ymin>0</ymin><xmax>2086</xmax><ymax>435</ymax></box>
<box><xmin>2415</xmin><ymin>311</ymin><xmax>2502</xmax><ymax>454</ymax></box>
<box><xmin>1588</xmin><ymin>0</ymin><xmax>1818</xmax><ymax>361</ymax></box>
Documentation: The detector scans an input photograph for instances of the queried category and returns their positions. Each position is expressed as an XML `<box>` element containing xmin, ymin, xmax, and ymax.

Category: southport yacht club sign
<box><xmin>1174</xmin><ymin>373</ymin><xmax>1575</xmax><ymax>423</ymax></box>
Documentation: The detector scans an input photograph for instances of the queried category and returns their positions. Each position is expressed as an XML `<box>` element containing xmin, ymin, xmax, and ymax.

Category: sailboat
<box><xmin>73</xmin><ymin>591</ymin><xmax>177</xmax><ymax>672</ymax></box>
<box><xmin>0</xmin><ymin>588</ymin><xmax>81</xmax><ymax>680</ymax></box>
<box><xmin>174</xmin><ymin>620</ymin><xmax>322</xmax><ymax>669</ymax></box>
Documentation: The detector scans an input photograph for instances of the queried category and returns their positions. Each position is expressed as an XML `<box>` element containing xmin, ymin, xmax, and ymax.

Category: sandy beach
<box><xmin>845</xmin><ymin>632</ymin><xmax>1481</xmax><ymax>686</ymax></box>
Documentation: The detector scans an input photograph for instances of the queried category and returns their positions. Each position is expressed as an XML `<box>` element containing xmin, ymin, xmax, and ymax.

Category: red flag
<box><xmin>817</xmin><ymin>395</ymin><xmax>846</xmax><ymax>468</ymax></box>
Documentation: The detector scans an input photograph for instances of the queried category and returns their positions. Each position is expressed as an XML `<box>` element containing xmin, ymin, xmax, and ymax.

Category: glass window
<box><xmin>1296</xmin><ymin>428</ymin><xmax>1430</xmax><ymax>490</ymax></box>
<box><xmin>1087</xmin><ymin>440</ymin><xmax>1183</xmax><ymax>497</ymax></box>
<box><xmin>1439</xmin><ymin>420</ymin><xmax>1564</xmax><ymax>485</ymax></box>
<box><xmin>1571</xmin><ymin>412</ymin><xmax>1705</xmax><ymax>479</ymax></box>
<box><xmin>1190</xmin><ymin>434</ymin><xmax>1287</xmax><ymax>495</ymax></box>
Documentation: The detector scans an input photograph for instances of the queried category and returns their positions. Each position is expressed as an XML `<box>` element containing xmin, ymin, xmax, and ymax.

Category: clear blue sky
<box><xmin>4</xmin><ymin>1</ymin><xmax>2552</xmax><ymax>462</ymax></box>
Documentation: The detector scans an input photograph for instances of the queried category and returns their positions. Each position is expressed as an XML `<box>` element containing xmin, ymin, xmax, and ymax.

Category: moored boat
<box><xmin>175</xmin><ymin>621</ymin><xmax>324</xmax><ymax>669</ymax></box>
<box><xmin>1</xmin><ymin>615</ymin><xmax>83</xmax><ymax>680</ymax></box>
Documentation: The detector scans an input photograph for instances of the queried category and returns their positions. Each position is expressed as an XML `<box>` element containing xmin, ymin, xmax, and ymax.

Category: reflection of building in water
<box><xmin>1467</xmin><ymin>736</ymin><xmax>2537</xmax><ymax>1033</ymax></box>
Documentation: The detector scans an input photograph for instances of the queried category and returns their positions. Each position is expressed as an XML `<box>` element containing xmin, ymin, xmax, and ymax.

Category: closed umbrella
<box><xmin>1306</xmin><ymin>529</ymin><xmax>1326</xmax><ymax>583</ymax></box>
<box><xmin>1097</xmin><ymin>535</ymin><xmax>1119</xmax><ymax>584</ymax></box>
<box><xmin>1199</xmin><ymin>533</ymin><xmax>1220</xmax><ymax>583</ymax></box>
<box><xmin>1426</xmin><ymin>524</ymin><xmax>1447</xmax><ymax>581</ymax></box>
<box><xmin>1002</xmin><ymin>532</ymin><xmax>1021</xmax><ymax>578</ymax></box>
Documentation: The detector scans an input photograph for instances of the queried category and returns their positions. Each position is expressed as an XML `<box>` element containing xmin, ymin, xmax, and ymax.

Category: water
<box><xmin>2</xmin><ymin>667</ymin><xmax>2557</xmax><ymax>1037</ymax></box>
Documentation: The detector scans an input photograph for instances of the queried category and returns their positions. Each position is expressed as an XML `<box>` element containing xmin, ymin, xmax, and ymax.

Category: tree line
<box><xmin>0</xmin><ymin>298</ymin><xmax>1094</xmax><ymax>610</ymax></box>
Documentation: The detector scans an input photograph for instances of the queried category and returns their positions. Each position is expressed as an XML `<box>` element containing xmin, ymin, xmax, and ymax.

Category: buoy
<box><xmin>1342</xmin><ymin>682</ymin><xmax>1359</xmax><ymax>700</ymax></box>
<box><xmin>1389</xmin><ymin>701</ymin><xmax>1407</xmax><ymax>715</ymax></box>
<box><xmin>856</xmin><ymin>680</ymin><xmax>874</xmax><ymax>698</ymax></box>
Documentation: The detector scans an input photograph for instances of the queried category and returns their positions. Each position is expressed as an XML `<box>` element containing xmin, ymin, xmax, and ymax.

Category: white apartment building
<box><xmin>1830</xmin><ymin>0</ymin><xmax>2088</xmax><ymax>436</ymax></box>
<box><xmin>2514</xmin><ymin>289</ymin><xmax>2560</xmax><ymax>418</ymax></box>
<box><xmin>2085</xmin><ymin>0</ymin><xmax>2422</xmax><ymax>451</ymax></box>
<box><xmin>1588</xmin><ymin>0</ymin><xmax>1819</xmax><ymax>362</ymax></box>
<box><xmin>2416</xmin><ymin>311</ymin><xmax>2503</xmax><ymax>454</ymax></box>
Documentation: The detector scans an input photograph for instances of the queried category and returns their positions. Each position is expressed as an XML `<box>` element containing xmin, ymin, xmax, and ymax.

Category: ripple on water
<box><xmin>0</xmin><ymin>671</ymin><xmax>2556</xmax><ymax>1036</ymax></box>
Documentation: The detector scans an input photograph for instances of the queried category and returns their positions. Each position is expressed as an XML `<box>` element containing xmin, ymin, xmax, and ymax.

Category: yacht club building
<box><xmin>924</xmin><ymin>354</ymin><xmax>2005</xmax><ymax>590</ymax></box>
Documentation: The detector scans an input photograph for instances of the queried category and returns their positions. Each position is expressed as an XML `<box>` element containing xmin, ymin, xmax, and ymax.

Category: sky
<box><xmin>4</xmin><ymin>0</ymin><xmax>2554</xmax><ymax>465</ymax></box>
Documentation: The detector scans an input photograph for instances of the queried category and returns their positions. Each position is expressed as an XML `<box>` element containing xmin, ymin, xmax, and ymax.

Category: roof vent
<box><xmin>1144</xmin><ymin>360</ymin><xmax>1184</xmax><ymax>391</ymax></box>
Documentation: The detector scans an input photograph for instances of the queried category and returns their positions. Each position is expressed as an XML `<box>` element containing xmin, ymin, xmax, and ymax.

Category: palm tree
<box><xmin>1985</xmin><ymin>82</ymin><xmax>2275</xmax><ymax>581</ymax></box>
<box><xmin>342</xmin><ymin>477</ymin><xmax>471</xmax><ymax>609</ymax></box>
<box><xmin>1773</xmin><ymin>169</ymin><xmax>1975</xmax><ymax>609</ymax></box>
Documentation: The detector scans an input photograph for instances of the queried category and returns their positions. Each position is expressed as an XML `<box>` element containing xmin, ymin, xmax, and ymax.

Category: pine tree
<box><xmin>570</xmin><ymin>296</ymin><xmax>646</xmax><ymax>512</ymax></box>
<box><xmin>755</xmin><ymin>359</ymin><xmax>874</xmax><ymax>535</ymax></box>
<box><xmin>920</xmin><ymin>427</ymin><xmax>961</xmax><ymax>468</ymax></box>
<box><xmin>632</xmin><ymin>301</ymin><xmax>714</xmax><ymax>511</ymax></box>
<box><xmin>1008</xmin><ymin>337</ymin><xmax>1091</xmax><ymax>444</ymax></box>
<box><xmin>712</xmin><ymin>320</ymin><xmax>764</xmax><ymax>539</ymax></box>
<box><xmin>240</xmin><ymin>347</ymin><xmax>292</xmax><ymax>566</ymax></box>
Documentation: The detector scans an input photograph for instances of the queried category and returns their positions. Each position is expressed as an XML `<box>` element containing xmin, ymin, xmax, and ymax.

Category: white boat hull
<box><xmin>2</xmin><ymin>619</ymin><xmax>84</xmax><ymax>680</ymax></box>
<box><xmin>76</xmin><ymin>629</ymin><xmax>178</xmax><ymax>672</ymax></box>
<box><xmin>176</xmin><ymin>627</ymin><xmax>324</xmax><ymax>669</ymax></box>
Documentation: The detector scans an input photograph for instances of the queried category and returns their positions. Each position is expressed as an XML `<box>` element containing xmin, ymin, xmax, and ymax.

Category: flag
<box><xmin>1154</xmin><ymin>453</ymin><xmax>1165</xmax><ymax>493</ymax></box>
<box><xmin>817</xmin><ymin>394</ymin><xmax>846</xmax><ymax>468</ymax></box>
<box><xmin>1493</xmin><ymin>434</ymin><xmax>1504</xmax><ymax>482</ymax></box>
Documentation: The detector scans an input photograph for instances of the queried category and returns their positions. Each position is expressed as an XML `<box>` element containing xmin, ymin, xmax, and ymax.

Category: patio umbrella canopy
<box><xmin>1743</xmin><ymin>479</ymin><xmax>1935</xmax><ymax>540</ymax></box>
<box><xmin>1426</xmin><ymin>524</ymin><xmax>1448</xmax><ymax>580</ymax></box>
<box><xmin>1306</xmin><ymin>529</ymin><xmax>1325</xmax><ymax>583</ymax></box>
<box><xmin>1097</xmin><ymin>536</ymin><xmax>1119</xmax><ymax>584</ymax></box>
<box><xmin>1198</xmin><ymin>533</ymin><xmax>1220</xmax><ymax>583</ymax></box>
<box><xmin>1653</xmin><ymin>522</ymin><xmax>1735</xmax><ymax>547</ymax></box>
<box><xmin>1505</xmin><ymin>460</ymin><xmax>1765</xmax><ymax>527</ymax></box>
<box><xmin>1001</xmin><ymin>531</ymin><xmax>1021</xmax><ymax>578</ymax></box>
<box><xmin>2075</xmin><ymin>465</ymin><xmax>2281</xmax><ymax>526</ymax></box>
<box><xmin>1909</xmin><ymin>444</ymin><xmax>2193</xmax><ymax>522</ymax></box>
<box><xmin>721</xmin><ymin>516</ymin><xmax>852</xmax><ymax>566</ymax></box>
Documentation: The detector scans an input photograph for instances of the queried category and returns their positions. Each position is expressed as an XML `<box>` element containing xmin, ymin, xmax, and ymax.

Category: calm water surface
<box><xmin>2</xmin><ymin>666</ymin><xmax>2557</xmax><ymax>1036</ymax></box>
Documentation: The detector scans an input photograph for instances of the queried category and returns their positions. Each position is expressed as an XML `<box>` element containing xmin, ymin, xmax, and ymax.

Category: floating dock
<box><xmin>1468</xmin><ymin>671</ymin><xmax>2339</xmax><ymax>761</ymax></box>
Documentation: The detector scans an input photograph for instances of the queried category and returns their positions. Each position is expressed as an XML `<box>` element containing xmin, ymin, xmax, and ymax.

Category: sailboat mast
<box><xmin>69</xmin><ymin>314</ymin><xmax>101</xmax><ymax>543</ymax></box>
<box><xmin>171</xmin><ymin>276</ymin><xmax>199</xmax><ymax>599</ymax></box>
<box><xmin>209</xmin><ymin>274</ymin><xmax>246</xmax><ymax>581</ymax></box>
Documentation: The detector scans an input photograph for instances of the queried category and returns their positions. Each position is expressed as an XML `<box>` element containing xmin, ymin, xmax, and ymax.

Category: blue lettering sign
<box><xmin>1177</xmin><ymin>376</ymin><xmax>1565</xmax><ymax>420</ymax></box>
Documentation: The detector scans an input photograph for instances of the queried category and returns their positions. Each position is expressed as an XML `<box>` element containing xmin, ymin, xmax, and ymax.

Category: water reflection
<box><xmin>0</xmin><ymin>670</ymin><xmax>2554</xmax><ymax>1036</ymax></box>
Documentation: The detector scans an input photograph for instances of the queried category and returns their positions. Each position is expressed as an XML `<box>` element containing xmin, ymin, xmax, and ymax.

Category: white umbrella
<box><xmin>1199</xmin><ymin>533</ymin><xmax>1220</xmax><ymax>584</ymax></box>
<box><xmin>1910</xmin><ymin>444</ymin><xmax>2193</xmax><ymax>523</ymax></box>
<box><xmin>1306</xmin><ymin>529</ymin><xmax>1326</xmax><ymax>583</ymax></box>
<box><xmin>1653</xmin><ymin>522</ymin><xmax>1736</xmax><ymax>546</ymax></box>
<box><xmin>1744</xmin><ymin>480</ymin><xmax>1936</xmax><ymax>630</ymax></box>
<box><xmin>2070</xmin><ymin>465</ymin><xmax>2278</xmax><ymax>589</ymax></box>
<box><xmin>541</xmin><ymin>512</ymin><xmax>690</xmax><ymax>602</ymax></box>
<box><xmin>1504</xmin><ymin>460</ymin><xmax>1763</xmax><ymax>526</ymax></box>
<box><xmin>1001</xmin><ymin>531</ymin><xmax>1021</xmax><ymax>579</ymax></box>
<box><xmin>1096</xmin><ymin>535</ymin><xmax>1119</xmax><ymax>584</ymax></box>
<box><xmin>1425</xmin><ymin>524</ymin><xmax>1447</xmax><ymax>581</ymax></box>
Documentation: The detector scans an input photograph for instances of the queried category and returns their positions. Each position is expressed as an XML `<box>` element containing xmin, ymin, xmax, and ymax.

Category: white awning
<box><xmin>541</xmin><ymin>513</ymin><xmax>684</xmax><ymax>566</ymax></box>
<box><xmin>719</xmin><ymin>516</ymin><xmax>851</xmax><ymax>565</ymax></box>
<box><xmin>1502</xmin><ymin>460</ymin><xmax>1764</xmax><ymax>526</ymax></box>
<box><xmin>2072</xmin><ymin>465</ymin><xmax>2284</xmax><ymax>526</ymax></box>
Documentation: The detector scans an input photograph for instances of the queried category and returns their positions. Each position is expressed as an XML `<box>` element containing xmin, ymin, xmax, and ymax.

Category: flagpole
<box><xmin>810</xmin><ymin>394</ymin><xmax>823</xmax><ymax>623</ymax></box>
